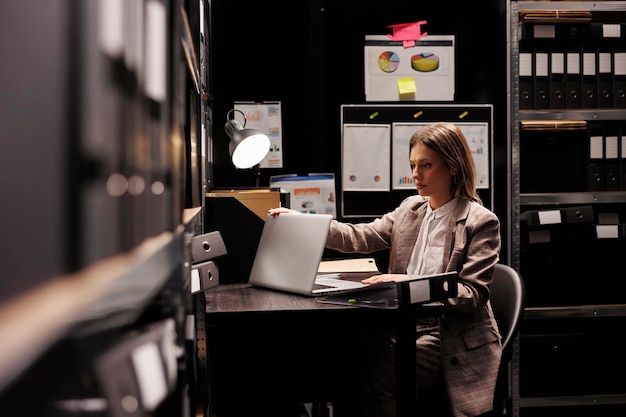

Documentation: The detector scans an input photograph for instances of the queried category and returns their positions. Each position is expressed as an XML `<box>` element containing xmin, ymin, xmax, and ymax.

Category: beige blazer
<box><xmin>326</xmin><ymin>195</ymin><xmax>502</xmax><ymax>417</ymax></box>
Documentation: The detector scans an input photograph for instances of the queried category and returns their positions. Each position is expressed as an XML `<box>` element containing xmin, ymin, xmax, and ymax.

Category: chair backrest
<box><xmin>490</xmin><ymin>263</ymin><xmax>525</xmax><ymax>352</ymax></box>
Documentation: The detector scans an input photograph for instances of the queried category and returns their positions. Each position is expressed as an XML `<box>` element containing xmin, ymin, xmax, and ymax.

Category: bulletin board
<box><xmin>340</xmin><ymin>104</ymin><xmax>493</xmax><ymax>218</ymax></box>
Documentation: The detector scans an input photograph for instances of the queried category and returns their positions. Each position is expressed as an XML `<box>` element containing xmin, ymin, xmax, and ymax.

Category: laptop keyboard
<box><xmin>312</xmin><ymin>282</ymin><xmax>336</xmax><ymax>291</ymax></box>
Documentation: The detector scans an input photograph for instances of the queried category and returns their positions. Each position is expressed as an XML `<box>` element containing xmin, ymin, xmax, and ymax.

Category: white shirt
<box><xmin>407</xmin><ymin>197</ymin><xmax>458</xmax><ymax>276</ymax></box>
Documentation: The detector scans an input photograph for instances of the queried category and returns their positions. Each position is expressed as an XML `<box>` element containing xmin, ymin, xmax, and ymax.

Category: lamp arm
<box><xmin>254</xmin><ymin>164</ymin><xmax>261</xmax><ymax>188</ymax></box>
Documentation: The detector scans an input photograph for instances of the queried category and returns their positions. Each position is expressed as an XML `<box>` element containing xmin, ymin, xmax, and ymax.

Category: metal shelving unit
<box><xmin>509</xmin><ymin>2</ymin><xmax>626</xmax><ymax>416</ymax></box>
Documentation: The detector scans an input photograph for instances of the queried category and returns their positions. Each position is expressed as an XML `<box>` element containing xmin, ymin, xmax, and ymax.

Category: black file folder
<box><xmin>94</xmin><ymin>319</ymin><xmax>178</xmax><ymax>417</ymax></box>
<box><xmin>519</xmin><ymin>39</ymin><xmax>534</xmax><ymax>109</ymax></box>
<box><xmin>549</xmin><ymin>48</ymin><xmax>566</xmax><ymax>109</ymax></box>
<box><xmin>533</xmin><ymin>44</ymin><xmax>550</xmax><ymax>109</ymax></box>
<box><xmin>521</xmin><ymin>205</ymin><xmax>594</xmax><ymax>227</ymax></box>
<box><xmin>565</xmin><ymin>46</ymin><xmax>582</xmax><ymax>108</ymax></box>
<box><xmin>587</xmin><ymin>124</ymin><xmax>605</xmax><ymax>191</ymax></box>
<box><xmin>604</xmin><ymin>127</ymin><xmax>620</xmax><ymax>190</ymax></box>
<box><xmin>316</xmin><ymin>271</ymin><xmax>458</xmax><ymax>310</ymax></box>
<box><xmin>597</xmin><ymin>43</ymin><xmax>613</xmax><ymax>108</ymax></box>
<box><xmin>581</xmin><ymin>40</ymin><xmax>598</xmax><ymax>108</ymax></box>
<box><xmin>612</xmin><ymin>43</ymin><xmax>626</xmax><ymax>108</ymax></box>
<box><xmin>396</xmin><ymin>271</ymin><xmax>458</xmax><ymax>307</ymax></box>
<box><xmin>620</xmin><ymin>124</ymin><xmax>626</xmax><ymax>191</ymax></box>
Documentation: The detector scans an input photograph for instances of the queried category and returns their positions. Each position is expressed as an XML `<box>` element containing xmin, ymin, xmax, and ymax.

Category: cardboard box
<box><xmin>206</xmin><ymin>189</ymin><xmax>280</xmax><ymax>220</ymax></box>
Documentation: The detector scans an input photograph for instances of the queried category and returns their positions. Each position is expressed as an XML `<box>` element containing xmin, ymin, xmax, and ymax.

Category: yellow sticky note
<box><xmin>398</xmin><ymin>77</ymin><xmax>416</xmax><ymax>95</ymax></box>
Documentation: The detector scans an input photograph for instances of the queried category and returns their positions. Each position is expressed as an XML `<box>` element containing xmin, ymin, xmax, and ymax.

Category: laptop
<box><xmin>248</xmin><ymin>212</ymin><xmax>371</xmax><ymax>296</ymax></box>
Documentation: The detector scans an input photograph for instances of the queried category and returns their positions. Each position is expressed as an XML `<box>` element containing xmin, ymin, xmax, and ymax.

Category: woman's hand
<box><xmin>362</xmin><ymin>274</ymin><xmax>407</xmax><ymax>284</ymax></box>
<box><xmin>268</xmin><ymin>207</ymin><xmax>298</xmax><ymax>216</ymax></box>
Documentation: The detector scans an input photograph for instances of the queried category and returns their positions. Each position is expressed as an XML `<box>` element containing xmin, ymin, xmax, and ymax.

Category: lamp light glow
<box><xmin>224</xmin><ymin>118</ymin><xmax>271</xmax><ymax>169</ymax></box>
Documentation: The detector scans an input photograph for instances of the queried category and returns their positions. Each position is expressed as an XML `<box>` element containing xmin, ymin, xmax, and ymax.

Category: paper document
<box><xmin>317</xmin><ymin>258</ymin><xmax>379</xmax><ymax>273</ymax></box>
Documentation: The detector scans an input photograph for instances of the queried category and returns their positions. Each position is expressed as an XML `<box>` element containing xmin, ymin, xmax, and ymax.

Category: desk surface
<box><xmin>204</xmin><ymin>273</ymin><xmax>375</xmax><ymax>314</ymax></box>
<box><xmin>204</xmin><ymin>272</ymin><xmax>444</xmax><ymax>316</ymax></box>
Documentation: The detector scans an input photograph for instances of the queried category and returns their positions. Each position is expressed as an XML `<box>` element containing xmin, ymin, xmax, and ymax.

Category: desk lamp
<box><xmin>224</xmin><ymin>109</ymin><xmax>271</xmax><ymax>170</ymax></box>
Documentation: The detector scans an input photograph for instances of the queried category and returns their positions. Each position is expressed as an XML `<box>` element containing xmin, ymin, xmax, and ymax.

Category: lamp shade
<box><xmin>224</xmin><ymin>119</ymin><xmax>271</xmax><ymax>169</ymax></box>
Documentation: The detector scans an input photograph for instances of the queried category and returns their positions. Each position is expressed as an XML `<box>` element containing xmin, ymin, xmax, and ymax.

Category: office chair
<box><xmin>490</xmin><ymin>263</ymin><xmax>526</xmax><ymax>356</ymax></box>
<box><xmin>416</xmin><ymin>263</ymin><xmax>526</xmax><ymax>417</ymax></box>
<box><xmin>312</xmin><ymin>264</ymin><xmax>526</xmax><ymax>417</ymax></box>
<box><xmin>485</xmin><ymin>263</ymin><xmax>526</xmax><ymax>416</ymax></box>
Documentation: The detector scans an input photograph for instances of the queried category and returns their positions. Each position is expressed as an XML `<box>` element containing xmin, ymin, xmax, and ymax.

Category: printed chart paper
<box><xmin>364</xmin><ymin>35</ymin><xmax>455</xmax><ymax>102</ymax></box>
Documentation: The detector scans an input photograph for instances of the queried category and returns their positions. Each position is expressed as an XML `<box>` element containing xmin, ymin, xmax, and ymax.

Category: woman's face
<box><xmin>409</xmin><ymin>142</ymin><xmax>454</xmax><ymax>208</ymax></box>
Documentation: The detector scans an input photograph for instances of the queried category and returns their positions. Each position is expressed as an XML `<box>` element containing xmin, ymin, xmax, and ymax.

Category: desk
<box><xmin>203</xmin><ymin>273</ymin><xmax>444</xmax><ymax>417</ymax></box>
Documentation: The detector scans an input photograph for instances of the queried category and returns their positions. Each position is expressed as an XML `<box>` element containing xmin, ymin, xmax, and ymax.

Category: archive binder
<box><xmin>604</xmin><ymin>126</ymin><xmax>620</xmax><ymax>190</ymax></box>
<box><xmin>396</xmin><ymin>271</ymin><xmax>459</xmax><ymax>307</ymax></box>
<box><xmin>519</xmin><ymin>40</ymin><xmax>534</xmax><ymax>109</ymax></box>
<box><xmin>612</xmin><ymin>43</ymin><xmax>626</xmax><ymax>108</ymax></box>
<box><xmin>620</xmin><ymin>124</ymin><xmax>626</xmax><ymax>191</ymax></box>
<box><xmin>581</xmin><ymin>40</ymin><xmax>598</xmax><ymax>108</ymax></box>
<box><xmin>190</xmin><ymin>231</ymin><xmax>227</xmax><ymax>263</ymax></box>
<box><xmin>533</xmin><ymin>43</ymin><xmax>550</xmax><ymax>109</ymax></box>
<box><xmin>549</xmin><ymin>47</ymin><xmax>566</xmax><ymax>109</ymax></box>
<box><xmin>587</xmin><ymin>125</ymin><xmax>605</xmax><ymax>191</ymax></box>
<box><xmin>565</xmin><ymin>46</ymin><xmax>582</xmax><ymax>108</ymax></box>
<box><xmin>316</xmin><ymin>271</ymin><xmax>458</xmax><ymax>309</ymax></box>
<box><xmin>520</xmin><ymin>205</ymin><xmax>594</xmax><ymax>227</ymax></box>
<box><xmin>597</xmin><ymin>43</ymin><xmax>613</xmax><ymax>108</ymax></box>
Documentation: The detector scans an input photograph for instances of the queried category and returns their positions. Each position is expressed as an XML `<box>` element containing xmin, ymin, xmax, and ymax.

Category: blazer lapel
<box><xmin>393</xmin><ymin>203</ymin><xmax>427</xmax><ymax>273</ymax></box>
<box><xmin>443</xmin><ymin>199</ymin><xmax>472</xmax><ymax>271</ymax></box>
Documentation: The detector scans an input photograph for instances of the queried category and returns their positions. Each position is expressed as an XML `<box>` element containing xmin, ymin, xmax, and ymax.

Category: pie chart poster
<box><xmin>364</xmin><ymin>35</ymin><xmax>455</xmax><ymax>102</ymax></box>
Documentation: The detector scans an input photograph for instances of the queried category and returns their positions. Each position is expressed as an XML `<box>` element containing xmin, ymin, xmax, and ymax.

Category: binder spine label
<box><xmin>408</xmin><ymin>280</ymin><xmax>431</xmax><ymax>304</ymax></box>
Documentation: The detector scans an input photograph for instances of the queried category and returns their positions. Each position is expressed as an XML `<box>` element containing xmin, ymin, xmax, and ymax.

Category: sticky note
<box><xmin>398</xmin><ymin>77</ymin><xmax>416</xmax><ymax>95</ymax></box>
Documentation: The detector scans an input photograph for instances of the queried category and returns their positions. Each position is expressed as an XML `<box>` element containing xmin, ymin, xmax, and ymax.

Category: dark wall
<box><xmin>209</xmin><ymin>0</ymin><xmax>509</xmax><ymax>258</ymax></box>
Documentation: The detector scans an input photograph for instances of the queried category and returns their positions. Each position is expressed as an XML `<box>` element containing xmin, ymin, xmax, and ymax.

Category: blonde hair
<box><xmin>409</xmin><ymin>122</ymin><xmax>482</xmax><ymax>204</ymax></box>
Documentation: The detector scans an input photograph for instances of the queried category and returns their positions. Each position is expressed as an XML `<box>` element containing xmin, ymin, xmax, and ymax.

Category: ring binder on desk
<box><xmin>316</xmin><ymin>271</ymin><xmax>458</xmax><ymax>309</ymax></box>
<box><xmin>396</xmin><ymin>271</ymin><xmax>458</xmax><ymax>307</ymax></box>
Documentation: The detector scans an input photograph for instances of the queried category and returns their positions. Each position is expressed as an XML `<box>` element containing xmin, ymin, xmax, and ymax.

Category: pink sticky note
<box><xmin>387</xmin><ymin>20</ymin><xmax>428</xmax><ymax>47</ymax></box>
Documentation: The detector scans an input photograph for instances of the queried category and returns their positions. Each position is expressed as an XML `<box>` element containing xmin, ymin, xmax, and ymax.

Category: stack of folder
<box><xmin>520</xmin><ymin>120</ymin><xmax>586</xmax><ymax>130</ymax></box>
<box><xmin>520</xmin><ymin>120</ymin><xmax>626</xmax><ymax>192</ymax></box>
<box><xmin>518</xmin><ymin>11</ymin><xmax>626</xmax><ymax>110</ymax></box>
<box><xmin>519</xmin><ymin>120</ymin><xmax>588</xmax><ymax>192</ymax></box>
<box><xmin>586</xmin><ymin>122</ymin><xmax>624</xmax><ymax>191</ymax></box>
<box><xmin>520</xmin><ymin>9</ymin><xmax>592</xmax><ymax>24</ymax></box>
<box><xmin>520</xmin><ymin>204</ymin><xmax>626</xmax><ymax>306</ymax></box>
<box><xmin>521</xmin><ymin>205</ymin><xmax>626</xmax><ymax>244</ymax></box>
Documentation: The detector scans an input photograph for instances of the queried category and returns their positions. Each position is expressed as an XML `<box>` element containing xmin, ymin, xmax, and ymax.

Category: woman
<box><xmin>270</xmin><ymin>122</ymin><xmax>502</xmax><ymax>417</ymax></box>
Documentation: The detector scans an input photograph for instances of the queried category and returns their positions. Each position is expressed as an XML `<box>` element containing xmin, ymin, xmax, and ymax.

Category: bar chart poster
<box><xmin>392</xmin><ymin>122</ymin><xmax>490</xmax><ymax>190</ymax></box>
<box><xmin>391</xmin><ymin>123</ymin><xmax>430</xmax><ymax>190</ymax></box>
<box><xmin>340</xmin><ymin>104</ymin><xmax>493</xmax><ymax>217</ymax></box>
